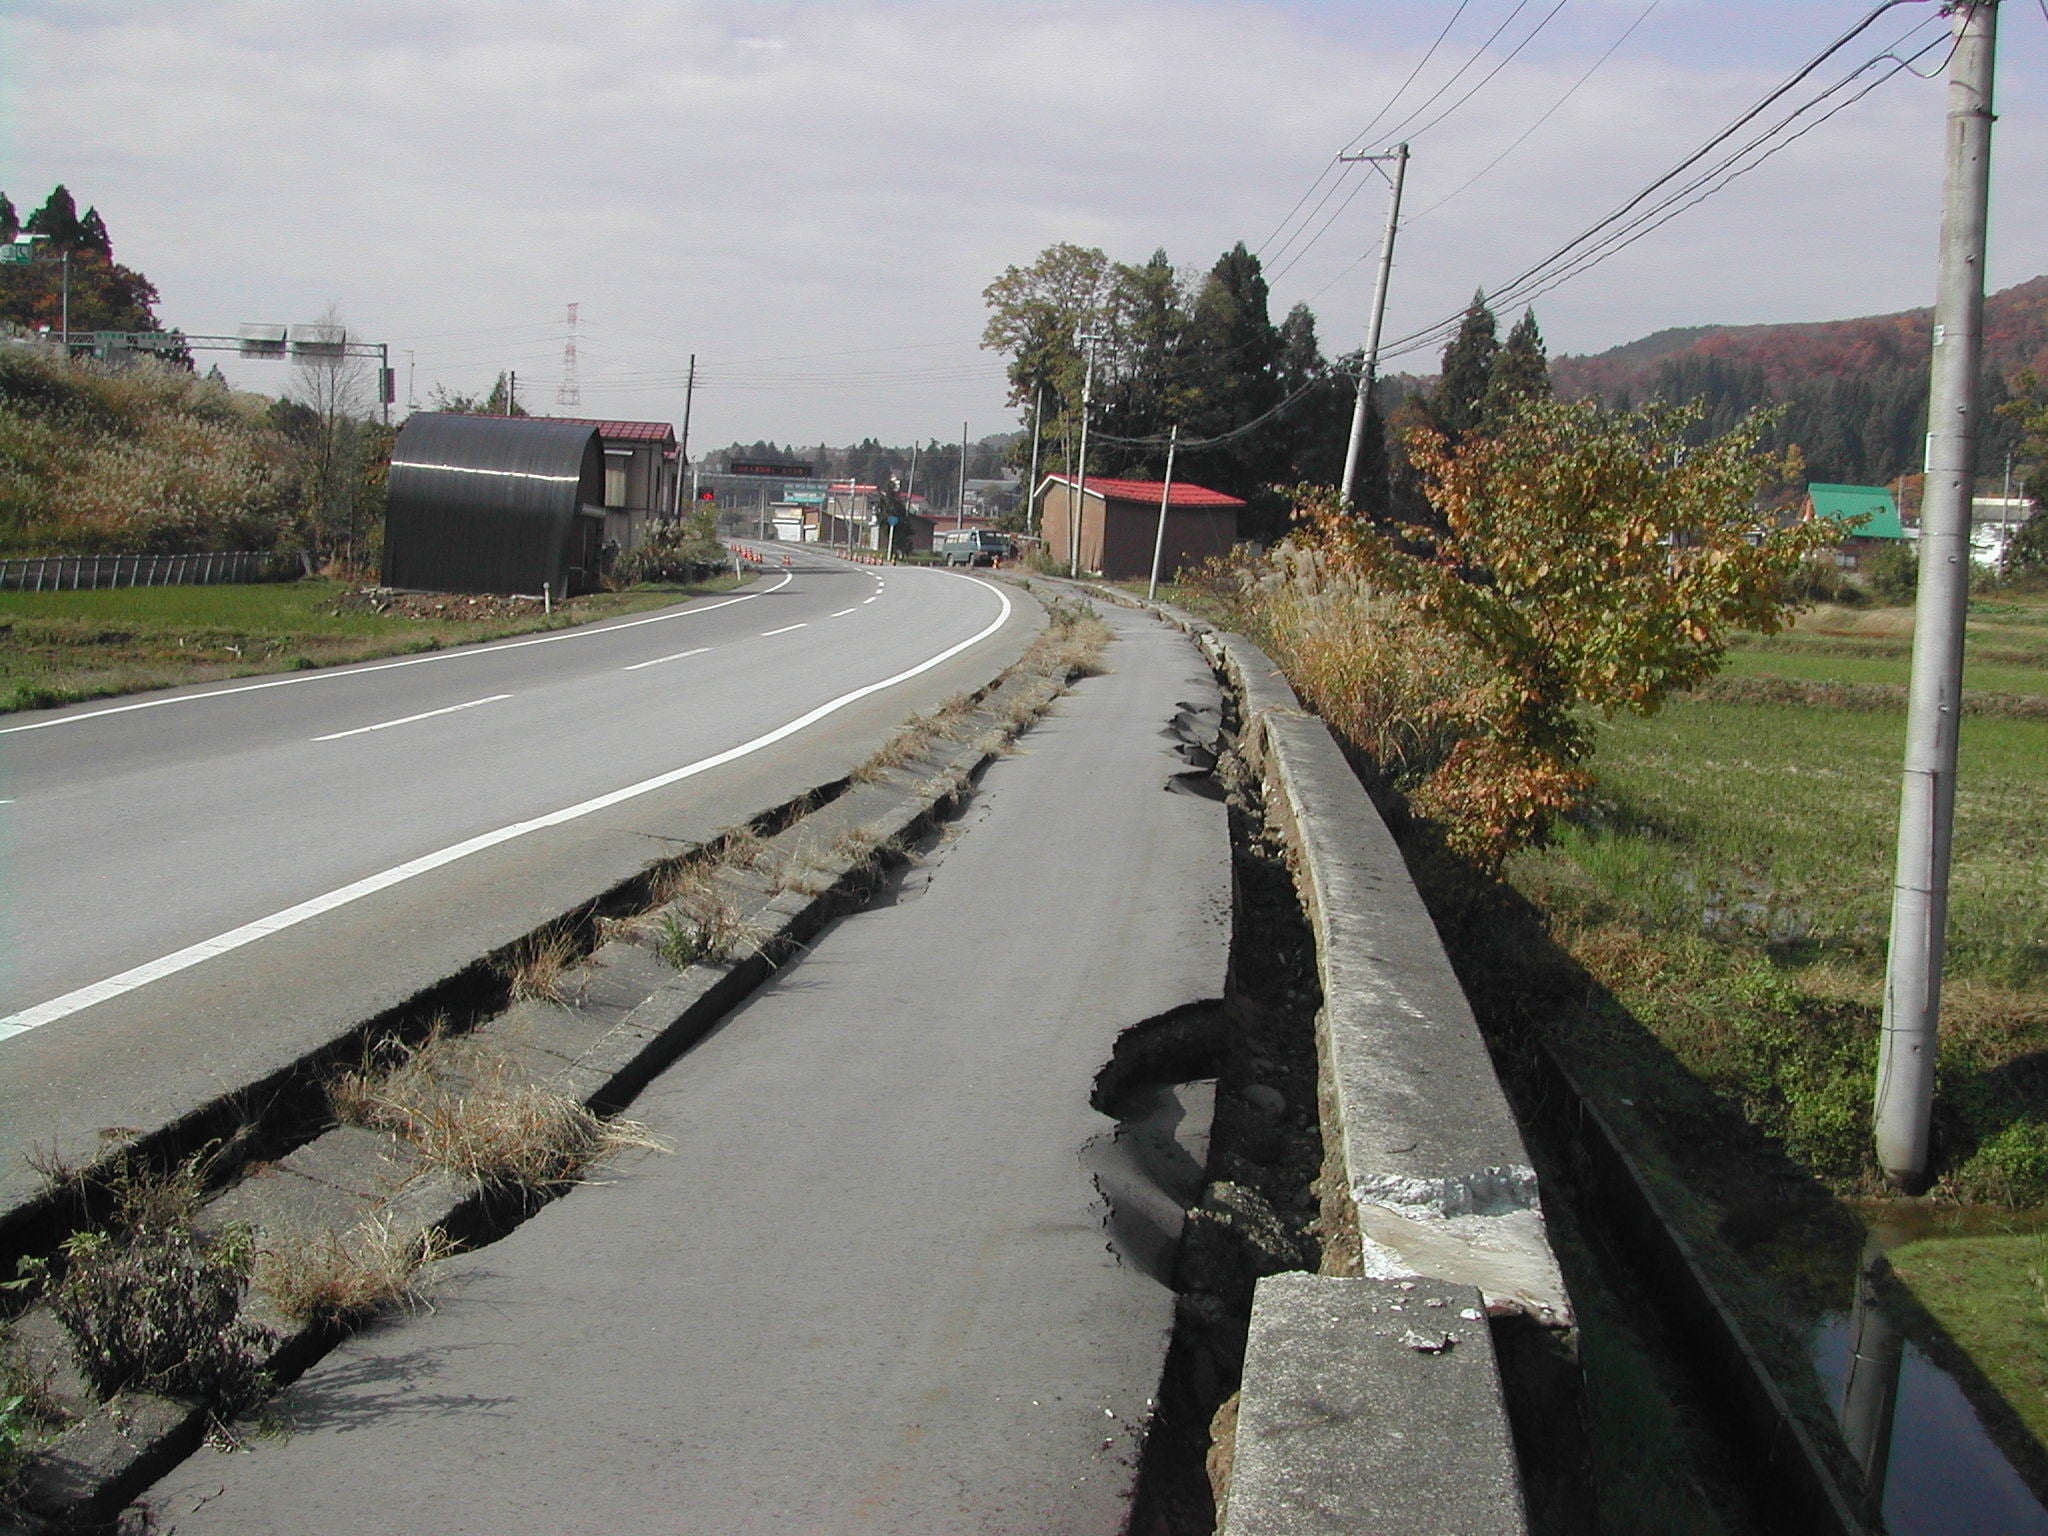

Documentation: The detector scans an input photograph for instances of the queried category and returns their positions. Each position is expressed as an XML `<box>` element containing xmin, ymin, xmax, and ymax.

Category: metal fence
<box><xmin>0</xmin><ymin>551</ymin><xmax>281</xmax><ymax>592</ymax></box>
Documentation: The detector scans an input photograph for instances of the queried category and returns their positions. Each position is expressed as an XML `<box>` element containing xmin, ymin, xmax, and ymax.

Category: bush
<box><xmin>613</xmin><ymin>505</ymin><xmax>725</xmax><ymax>586</ymax></box>
<box><xmin>1862</xmin><ymin>541</ymin><xmax>1918</xmax><ymax>605</ymax></box>
<box><xmin>38</xmin><ymin>1158</ymin><xmax>273</xmax><ymax>1409</ymax></box>
<box><xmin>0</xmin><ymin>348</ymin><xmax>299</xmax><ymax>558</ymax></box>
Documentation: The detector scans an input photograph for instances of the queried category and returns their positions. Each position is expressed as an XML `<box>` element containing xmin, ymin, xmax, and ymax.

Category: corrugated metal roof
<box><xmin>1808</xmin><ymin>483</ymin><xmax>1904</xmax><ymax>539</ymax></box>
<box><xmin>1040</xmin><ymin>473</ymin><xmax>1246</xmax><ymax>509</ymax></box>
<box><xmin>550</xmin><ymin>417</ymin><xmax>676</xmax><ymax>442</ymax></box>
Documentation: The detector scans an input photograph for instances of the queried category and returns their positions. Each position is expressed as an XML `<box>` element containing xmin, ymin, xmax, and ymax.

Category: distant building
<box><xmin>1038</xmin><ymin>474</ymin><xmax>1243</xmax><ymax>581</ymax></box>
<box><xmin>1805</xmin><ymin>483</ymin><xmax>1906</xmax><ymax>570</ymax></box>
<box><xmin>550</xmin><ymin>418</ymin><xmax>679</xmax><ymax>554</ymax></box>
<box><xmin>1971</xmin><ymin>495</ymin><xmax>2036</xmax><ymax>567</ymax></box>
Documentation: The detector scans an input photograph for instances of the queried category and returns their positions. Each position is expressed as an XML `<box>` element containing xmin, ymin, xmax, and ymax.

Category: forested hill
<box><xmin>1541</xmin><ymin>275</ymin><xmax>2047</xmax><ymax>487</ymax></box>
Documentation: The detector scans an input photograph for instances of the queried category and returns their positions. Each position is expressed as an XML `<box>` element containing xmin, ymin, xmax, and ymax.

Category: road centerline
<box><xmin>761</xmin><ymin>623</ymin><xmax>809</xmax><ymax>636</ymax></box>
<box><xmin>622</xmin><ymin>647</ymin><xmax>712</xmax><ymax>672</ymax></box>
<box><xmin>312</xmin><ymin>693</ymin><xmax>512</xmax><ymax>742</ymax></box>
<box><xmin>830</xmin><ymin>608</ymin><xmax>859</xmax><ymax>617</ymax></box>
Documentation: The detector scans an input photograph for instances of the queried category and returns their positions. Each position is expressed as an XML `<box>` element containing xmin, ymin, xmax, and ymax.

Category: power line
<box><xmin>1368</xmin><ymin>1</ymin><xmax>1942</xmax><ymax>365</ymax></box>
<box><xmin>1408</xmin><ymin>0</ymin><xmax>1662</xmax><ymax>224</ymax></box>
<box><xmin>1272</xmin><ymin>0</ymin><xmax>1573</xmax><ymax>286</ymax></box>
<box><xmin>1255</xmin><ymin>0</ymin><xmax>1476</xmax><ymax>263</ymax></box>
<box><xmin>1367</xmin><ymin>0</ymin><xmax>1541</xmax><ymax>148</ymax></box>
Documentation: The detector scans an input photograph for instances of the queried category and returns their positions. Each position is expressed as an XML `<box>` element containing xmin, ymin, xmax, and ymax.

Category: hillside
<box><xmin>1536</xmin><ymin>275</ymin><xmax>2048</xmax><ymax>487</ymax></box>
<box><xmin>1550</xmin><ymin>274</ymin><xmax>2048</xmax><ymax>403</ymax></box>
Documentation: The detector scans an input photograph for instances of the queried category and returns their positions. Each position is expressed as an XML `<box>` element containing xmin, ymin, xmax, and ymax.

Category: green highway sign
<box><xmin>0</xmin><ymin>245</ymin><xmax>32</xmax><ymax>266</ymax></box>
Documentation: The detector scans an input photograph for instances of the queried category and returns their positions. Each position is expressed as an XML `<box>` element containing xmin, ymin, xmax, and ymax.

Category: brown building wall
<box><xmin>1040</xmin><ymin>484</ymin><xmax>1238</xmax><ymax>578</ymax></box>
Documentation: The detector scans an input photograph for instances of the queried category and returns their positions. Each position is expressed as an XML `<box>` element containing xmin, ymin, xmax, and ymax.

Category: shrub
<box><xmin>36</xmin><ymin>1158</ymin><xmax>273</xmax><ymax>1409</ymax></box>
<box><xmin>1862</xmin><ymin>541</ymin><xmax>1918</xmax><ymax>606</ymax></box>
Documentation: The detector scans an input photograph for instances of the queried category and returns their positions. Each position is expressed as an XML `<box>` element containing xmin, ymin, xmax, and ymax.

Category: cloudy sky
<box><xmin>5</xmin><ymin>1</ymin><xmax>2043</xmax><ymax>448</ymax></box>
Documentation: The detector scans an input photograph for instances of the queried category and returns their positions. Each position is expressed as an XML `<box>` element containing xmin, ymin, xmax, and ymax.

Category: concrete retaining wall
<box><xmin>1074</xmin><ymin>584</ymin><xmax>1580</xmax><ymax>1535</ymax></box>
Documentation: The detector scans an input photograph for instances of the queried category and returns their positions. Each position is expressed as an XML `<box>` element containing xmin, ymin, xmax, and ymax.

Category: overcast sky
<box><xmin>5</xmin><ymin>1</ymin><xmax>2043</xmax><ymax>449</ymax></box>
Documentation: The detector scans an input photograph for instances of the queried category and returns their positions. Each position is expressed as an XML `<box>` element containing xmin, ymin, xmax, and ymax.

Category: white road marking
<box><xmin>761</xmin><ymin>623</ymin><xmax>809</xmax><ymax>636</ymax></box>
<box><xmin>830</xmin><ymin>608</ymin><xmax>858</xmax><ymax>618</ymax></box>
<box><xmin>0</xmin><ymin>574</ymin><xmax>1015</xmax><ymax>1042</ymax></box>
<box><xmin>0</xmin><ymin>573</ymin><xmax>796</xmax><ymax>738</ymax></box>
<box><xmin>862</xmin><ymin>595</ymin><xmax>879</xmax><ymax>604</ymax></box>
<box><xmin>313</xmin><ymin>694</ymin><xmax>511</xmax><ymax>742</ymax></box>
<box><xmin>622</xmin><ymin>647</ymin><xmax>712</xmax><ymax>672</ymax></box>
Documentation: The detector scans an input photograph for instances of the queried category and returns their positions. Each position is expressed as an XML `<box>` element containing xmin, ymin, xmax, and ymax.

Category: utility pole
<box><xmin>1070</xmin><ymin>333</ymin><xmax>1104</xmax><ymax>577</ymax></box>
<box><xmin>956</xmin><ymin>419</ymin><xmax>968</xmax><ymax>530</ymax></box>
<box><xmin>406</xmin><ymin>349</ymin><xmax>417</xmax><ymax>410</ymax></box>
<box><xmin>507</xmin><ymin>370</ymin><xmax>517</xmax><ymax>417</ymax></box>
<box><xmin>1147</xmin><ymin>424</ymin><xmax>1180</xmax><ymax>602</ymax></box>
<box><xmin>680</xmin><ymin>353</ymin><xmax>696</xmax><ymax>468</ymax></box>
<box><xmin>60</xmin><ymin>248</ymin><xmax>71</xmax><ymax>354</ymax></box>
<box><xmin>1025</xmin><ymin>383</ymin><xmax>1044</xmax><ymax>539</ymax></box>
<box><xmin>1874</xmin><ymin>0</ymin><xmax>1999</xmax><ymax>1191</ymax></box>
<box><xmin>1340</xmin><ymin>143</ymin><xmax>1408</xmax><ymax>513</ymax></box>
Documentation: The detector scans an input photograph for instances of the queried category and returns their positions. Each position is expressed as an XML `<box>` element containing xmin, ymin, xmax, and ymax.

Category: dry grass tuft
<box><xmin>830</xmin><ymin>823</ymin><xmax>900</xmax><ymax>862</ymax></box>
<box><xmin>332</xmin><ymin>1029</ymin><xmax>667</xmax><ymax>1191</ymax></box>
<box><xmin>500</xmin><ymin>924</ymin><xmax>581</xmax><ymax>1006</ymax></box>
<box><xmin>256</xmin><ymin>1216</ymin><xmax>456</xmax><ymax>1324</ymax></box>
<box><xmin>651</xmin><ymin>866</ymin><xmax>764</xmax><ymax>968</ymax></box>
<box><xmin>854</xmin><ymin>717</ymin><xmax>940</xmax><ymax>782</ymax></box>
<box><xmin>717</xmin><ymin>824</ymin><xmax>767</xmax><ymax>870</ymax></box>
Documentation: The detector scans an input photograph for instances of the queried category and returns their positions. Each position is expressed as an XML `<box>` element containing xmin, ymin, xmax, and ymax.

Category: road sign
<box><xmin>0</xmin><ymin>245</ymin><xmax>32</xmax><ymax>266</ymax></box>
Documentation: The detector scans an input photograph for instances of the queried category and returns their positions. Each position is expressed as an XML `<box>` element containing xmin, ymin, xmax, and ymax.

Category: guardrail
<box><xmin>0</xmin><ymin>551</ymin><xmax>281</xmax><ymax>592</ymax></box>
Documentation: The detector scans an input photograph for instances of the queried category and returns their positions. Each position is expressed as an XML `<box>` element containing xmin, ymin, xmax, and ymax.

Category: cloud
<box><xmin>6</xmin><ymin>0</ymin><xmax>2042</xmax><ymax>444</ymax></box>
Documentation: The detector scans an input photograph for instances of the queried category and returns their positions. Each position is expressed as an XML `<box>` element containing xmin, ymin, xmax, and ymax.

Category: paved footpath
<box><xmin>139</xmin><ymin>601</ymin><xmax>1231</xmax><ymax>1536</ymax></box>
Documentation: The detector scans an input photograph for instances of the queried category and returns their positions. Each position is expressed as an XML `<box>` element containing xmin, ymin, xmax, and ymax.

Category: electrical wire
<box><xmin>1364</xmin><ymin>1</ymin><xmax>1939</xmax><ymax>365</ymax></box>
<box><xmin>1104</xmin><ymin>1</ymin><xmax>1949</xmax><ymax>452</ymax></box>
<box><xmin>1273</xmin><ymin>0</ymin><xmax>1574</xmax><ymax>283</ymax></box>
<box><xmin>1406</xmin><ymin>0</ymin><xmax>1660</xmax><ymax>223</ymax></box>
<box><xmin>1254</xmin><ymin>0</ymin><xmax>1476</xmax><ymax>263</ymax></box>
<box><xmin>1367</xmin><ymin>0</ymin><xmax>1540</xmax><ymax>149</ymax></box>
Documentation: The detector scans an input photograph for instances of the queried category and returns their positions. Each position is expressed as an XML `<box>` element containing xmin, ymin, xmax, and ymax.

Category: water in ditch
<box><xmin>1799</xmin><ymin>1212</ymin><xmax>2048</xmax><ymax>1535</ymax></box>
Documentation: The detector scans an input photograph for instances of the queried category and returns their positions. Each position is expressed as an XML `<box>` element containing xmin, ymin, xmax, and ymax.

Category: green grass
<box><xmin>1888</xmin><ymin>1234</ymin><xmax>2048</xmax><ymax>1458</ymax></box>
<box><xmin>0</xmin><ymin>573</ymin><xmax>744</xmax><ymax>713</ymax></box>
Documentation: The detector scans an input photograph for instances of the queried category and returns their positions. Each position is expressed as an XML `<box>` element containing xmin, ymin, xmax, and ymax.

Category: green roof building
<box><xmin>1806</xmin><ymin>483</ymin><xmax>1906</xmax><ymax>540</ymax></box>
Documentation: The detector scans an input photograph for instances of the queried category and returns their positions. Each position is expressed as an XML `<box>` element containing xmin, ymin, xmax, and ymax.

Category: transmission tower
<box><xmin>556</xmin><ymin>302</ymin><xmax>580</xmax><ymax>409</ymax></box>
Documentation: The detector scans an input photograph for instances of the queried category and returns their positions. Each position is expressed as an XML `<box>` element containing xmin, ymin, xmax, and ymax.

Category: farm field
<box><xmin>1510</xmin><ymin>583</ymin><xmax>2048</xmax><ymax>1489</ymax></box>
<box><xmin>0</xmin><ymin>573</ymin><xmax>741</xmax><ymax>713</ymax></box>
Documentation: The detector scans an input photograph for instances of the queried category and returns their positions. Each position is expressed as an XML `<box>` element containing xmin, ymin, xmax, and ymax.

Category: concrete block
<box><xmin>1222</xmin><ymin>1272</ymin><xmax>1528</xmax><ymax>1536</ymax></box>
<box><xmin>1256</xmin><ymin>711</ymin><xmax>1568</xmax><ymax>1323</ymax></box>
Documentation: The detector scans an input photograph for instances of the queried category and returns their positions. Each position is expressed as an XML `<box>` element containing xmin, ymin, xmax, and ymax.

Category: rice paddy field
<box><xmin>1508</xmin><ymin>582</ymin><xmax>2048</xmax><ymax>1507</ymax></box>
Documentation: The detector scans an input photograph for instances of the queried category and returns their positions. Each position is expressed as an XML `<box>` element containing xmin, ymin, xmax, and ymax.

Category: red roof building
<box><xmin>546</xmin><ymin>417</ymin><xmax>680</xmax><ymax>553</ymax></box>
<box><xmin>1037</xmin><ymin>473</ymin><xmax>1243</xmax><ymax>581</ymax></box>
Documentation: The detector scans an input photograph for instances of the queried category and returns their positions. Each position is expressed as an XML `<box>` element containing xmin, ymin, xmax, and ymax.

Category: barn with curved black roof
<box><xmin>382</xmin><ymin>414</ymin><xmax>607</xmax><ymax>596</ymax></box>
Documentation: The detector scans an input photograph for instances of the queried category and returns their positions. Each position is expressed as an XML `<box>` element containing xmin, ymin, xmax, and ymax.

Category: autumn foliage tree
<box><xmin>1288</xmin><ymin>398</ymin><xmax>1837</xmax><ymax>866</ymax></box>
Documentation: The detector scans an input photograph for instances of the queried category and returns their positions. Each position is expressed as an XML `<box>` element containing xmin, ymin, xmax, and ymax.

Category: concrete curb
<box><xmin>1056</xmin><ymin>580</ymin><xmax>1569</xmax><ymax>1536</ymax></box>
<box><xmin>3</xmin><ymin>657</ymin><xmax>1055</xmax><ymax>1532</ymax></box>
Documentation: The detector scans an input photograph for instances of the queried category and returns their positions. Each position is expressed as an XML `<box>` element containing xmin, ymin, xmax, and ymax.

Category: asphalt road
<box><xmin>138</xmin><ymin>600</ymin><xmax>1231</xmax><ymax>1536</ymax></box>
<box><xmin>0</xmin><ymin>552</ymin><xmax>1038</xmax><ymax>1216</ymax></box>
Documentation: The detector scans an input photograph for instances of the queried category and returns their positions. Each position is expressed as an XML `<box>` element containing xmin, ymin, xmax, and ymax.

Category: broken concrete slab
<box><xmin>1221</xmin><ymin>1272</ymin><xmax>1527</xmax><ymax>1536</ymax></box>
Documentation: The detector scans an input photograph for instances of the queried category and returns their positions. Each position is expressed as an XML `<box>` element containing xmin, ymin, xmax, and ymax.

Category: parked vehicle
<box><xmin>935</xmin><ymin>529</ymin><xmax>1014</xmax><ymax>566</ymax></box>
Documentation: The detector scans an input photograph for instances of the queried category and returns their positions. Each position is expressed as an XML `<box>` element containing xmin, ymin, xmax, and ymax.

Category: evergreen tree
<box><xmin>1430</xmin><ymin>290</ymin><xmax>1498</xmax><ymax>440</ymax></box>
<box><xmin>1481</xmin><ymin>308</ymin><xmax>1550</xmax><ymax>426</ymax></box>
<box><xmin>78</xmin><ymin>207</ymin><xmax>112</xmax><ymax>259</ymax></box>
<box><xmin>0</xmin><ymin>194</ymin><xmax>16</xmax><ymax>245</ymax></box>
<box><xmin>1182</xmin><ymin>242</ymin><xmax>1284</xmax><ymax>505</ymax></box>
<box><xmin>1274</xmin><ymin>303</ymin><xmax>1347</xmax><ymax>488</ymax></box>
<box><xmin>24</xmin><ymin>185</ymin><xmax>85</xmax><ymax>250</ymax></box>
